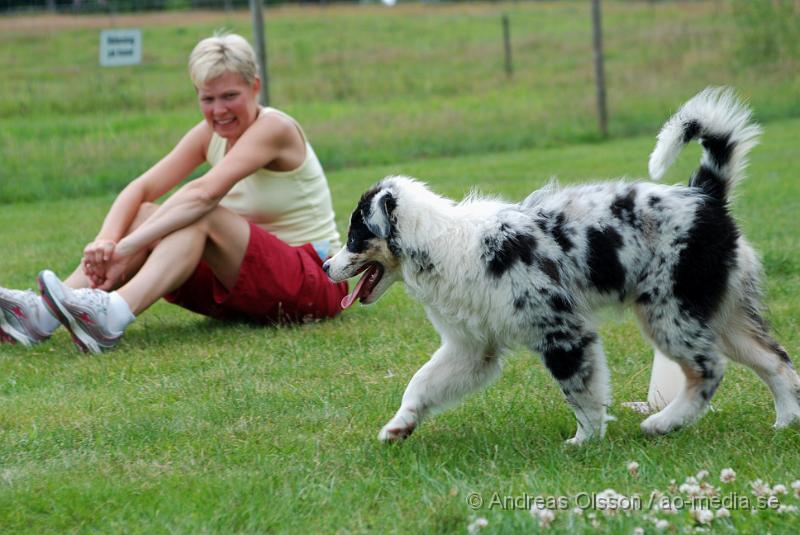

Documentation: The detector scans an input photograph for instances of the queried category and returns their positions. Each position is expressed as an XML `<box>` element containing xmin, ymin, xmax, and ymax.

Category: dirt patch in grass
<box><xmin>0</xmin><ymin>10</ymin><xmax>249</xmax><ymax>32</ymax></box>
<box><xmin>0</xmin><ymin>2</ymin><xmax>578</xmax><ymax>33</ymax></box>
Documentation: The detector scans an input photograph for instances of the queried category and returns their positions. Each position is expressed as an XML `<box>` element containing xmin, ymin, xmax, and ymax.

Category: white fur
<box><xmin>325</xmin><ymin>89</ymin><xmax>800</xmax><ymax>444</ymax></box>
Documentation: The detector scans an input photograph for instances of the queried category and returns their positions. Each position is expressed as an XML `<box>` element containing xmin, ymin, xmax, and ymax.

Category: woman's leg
<box><xmin>37</xmin><ymin>206</ymin><xmax>249</xmax><ymax>353</ymax></box>
<box><xmin>3</xmin><ymin>202</ymin><xmax>192</xmax><ymax>348</ymax></box>
<box><xmin>117</xmin><ymin>206</ymin><xmax>249</xmax><ymax>315</ymax></box>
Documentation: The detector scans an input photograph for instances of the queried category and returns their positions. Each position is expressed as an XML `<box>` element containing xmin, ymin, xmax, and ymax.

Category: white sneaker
<box><xmin>0</xmin><ymin>287</ymin><xmax>55</xmax><ymax>347</ymax></box>
<box><xmin>37</xmin><ymin>270</ymin><xmax>123</xmax><ymax>354</ymax></box>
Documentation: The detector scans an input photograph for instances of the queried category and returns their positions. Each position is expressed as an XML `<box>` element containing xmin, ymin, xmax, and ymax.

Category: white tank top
<box><xmin>211</xmin><ymin>107</ymin><xmax>341</xmax><ymax>254</ymax></box>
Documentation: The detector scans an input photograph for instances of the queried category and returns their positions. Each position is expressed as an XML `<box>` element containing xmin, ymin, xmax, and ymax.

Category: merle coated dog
<box><xmin>323</xmin><ymin>88</ymin><xmax>800</xmax><ymax>444</ymax></box>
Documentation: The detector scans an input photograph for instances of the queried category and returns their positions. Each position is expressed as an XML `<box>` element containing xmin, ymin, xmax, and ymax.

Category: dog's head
<box><xmin>323</xmin><ymin>178</ymin><xmax>405</xmax><ymax>308</ymax></box>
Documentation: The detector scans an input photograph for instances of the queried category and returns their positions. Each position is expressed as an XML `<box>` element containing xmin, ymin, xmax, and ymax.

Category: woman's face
<box><xmin>197</xmin><ymin>71</ymin><xmax>260</xmax><ymax>143</ymax></box>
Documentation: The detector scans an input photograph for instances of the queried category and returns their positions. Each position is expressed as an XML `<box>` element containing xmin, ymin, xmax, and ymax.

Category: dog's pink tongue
<box><xmin>341</xmin><ymin>270</ymin><xmax>371</xmax><ymax>309</ymax></box>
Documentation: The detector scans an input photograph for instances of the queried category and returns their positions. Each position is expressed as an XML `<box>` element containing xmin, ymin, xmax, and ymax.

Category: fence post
<box><xmin>590</xmin><ymin>0</ymin><xmax>608</xmax><ymax>137</ymax></box>
<box><xmin>249</xmin><ymin>0</ymin><xmax>270</xmax><ymax>106</ymax></box>
<box><xmin>502</xmin><ymin>14</ymin><xmax>513</xmax><ymax>78</ymax></box>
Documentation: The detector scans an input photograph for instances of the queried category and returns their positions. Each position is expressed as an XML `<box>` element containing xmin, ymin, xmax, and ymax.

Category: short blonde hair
<box><xmin>188</xmin><ymin>32</ymin><xmax>258</xmax><ymax>87</ymax></box>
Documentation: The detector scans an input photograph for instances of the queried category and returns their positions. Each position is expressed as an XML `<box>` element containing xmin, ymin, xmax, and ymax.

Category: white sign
<box><xmin>99</xmin><ymin>29</ymin><xmax>142</xmax><ymax>67</ymax></box>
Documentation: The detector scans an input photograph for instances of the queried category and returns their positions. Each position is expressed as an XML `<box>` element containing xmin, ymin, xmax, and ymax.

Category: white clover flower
<box><xmin>684</xmin><ymin>476</ymin><xmax>699</xmax><ymax>486</ymax></box>
<box><xmin>792</xmin><ymin>480</ymin><xmax>800</xmax><ymax>498</ymax></box>
<box><xmin>720</xmin><ymin>468</ymin><xmax>736</xmax><ymax>484</ymax></box>
<box><xmin>570</xmin><ymin>506</ymin><xmax>583</xmax><ymax>516</ymax></box>
<box><xmin>715</xmin><ymin>507</ymin><xmax>730</xmax><ymax>519</ymax></box>
<box><xmin>679</xmin><ymin>483</ymin><xmax>702</xmax><ymax>497</ymax></box>
<box><xmin>773</xmin><ymin>484</ymin><xmax>788</xmax><ymax>495</ymax></box>
<box><xmin>699</xmin><ymin>482</ymin><xmax>718</xmax><ymax>496</ymax></box>
<box><xmin>538</xmin><ymin>509</ymin><xmax>555</xmax><ymax>528</ymax></box>
<box><xmin>654</xmin><ymin>518</ymin><xmax>670</xmax><ymax>530</ymax></box>
<box><xmin>691</xmin><ymin>508</ymin><xmax>714</xmax><ymax>525</ymax></box>
<box><xmin>778</xmin><ymin>504</ymin><xmax>799</xmax><ymax>514</ymax></box>
<box><xmin>696</xmin><ymin>470</ymin><xmax>709</xmax><ymax>481</ymax></box>
<box><xmin>530</xmin><ymin>503</ymin><xmax>555</xmax><ymax>528</ymax></box>
<box><xmin>750</xmin><ymin>479</ymin><xmax>771</xmax><ymax>497</ymax></box>
<box><xmin>633</xmin><ymin>528</ymin><xmax>644</xmax><ymax>535</ymax></box>
<box><xmin>467</xmin><ymin>517</ymin><xmax>488</xmax><ymax>535</ymax></box>
<box><xmin>627</xmin><ymin>461</ymin><xmax>640</xmax><ymax>477</ymax></box>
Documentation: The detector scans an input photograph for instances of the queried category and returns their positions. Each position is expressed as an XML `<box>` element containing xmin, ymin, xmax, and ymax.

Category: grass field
<box><xmin>1</xmin><ymin>1</ymin><xmax>799</xmax><ymax>202</ymax></box>
<box><xmin>2</xmin><ymin>1</ymin><xmax>800</xmax><ymax>533</ymax></box>
<box><xmin>2</xmin><ymin>115</ymin><xmax>800</xmax><ymax>532</ymax></box>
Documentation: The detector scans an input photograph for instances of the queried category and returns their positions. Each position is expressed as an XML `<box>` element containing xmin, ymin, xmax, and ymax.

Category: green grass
<box><xmin>1</xmin><ymin>1</ymin><xmax>799</xmax><ymax>202</ymax></box>
<box><xmin>2</xmin><ymin>113</ymin><xmax>800</xmax><ymax>533</ymax></box>
<box><xmin>2</xmin><ymin>1</ymin><xmax>800</xmax><ymax>531</ymax></box>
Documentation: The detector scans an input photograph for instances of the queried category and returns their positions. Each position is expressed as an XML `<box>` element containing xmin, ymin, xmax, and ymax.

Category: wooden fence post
<box><xmin>502</xmin><ymin>14</ymin><xmax>513</xmax><ymax>78</ymax></box>
<box><xmin>590</xmin><ymin>0</ymin><xmax>608</xmax><ymax>137</ymax></box>
<box><xmin>249</xmin><ymin>0</ymin><xmax>270</xmax><ymax>106</ymax></box>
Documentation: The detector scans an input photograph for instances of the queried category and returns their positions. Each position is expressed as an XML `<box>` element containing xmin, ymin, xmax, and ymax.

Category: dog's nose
<box><xmin>322</xmin><ymin>260</ymin><xmax>330</xmax><ymax>274</ymax></box>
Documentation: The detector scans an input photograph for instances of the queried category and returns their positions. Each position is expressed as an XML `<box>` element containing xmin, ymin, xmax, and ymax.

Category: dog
<box><xmin>323</xmin><ymin>88</ymin><xmax>800</xmax><ymax>444</ymax></box>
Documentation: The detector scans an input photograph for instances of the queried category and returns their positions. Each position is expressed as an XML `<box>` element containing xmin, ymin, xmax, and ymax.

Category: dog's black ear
<box><xmin>364</xmin><ymin>190</ymin><xmax>396</xmax><ymax>239</ymax></box>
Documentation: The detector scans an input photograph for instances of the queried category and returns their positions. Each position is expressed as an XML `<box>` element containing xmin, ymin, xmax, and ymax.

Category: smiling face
<box><xmin>324</xmin><ymin>185</ymin><xmax>402</xmax><ymax>308</ymax></box>
<box><xmin>197</xmin><ymin>71</ymin><xmax>261</xmax><ymax>144</ymax></box>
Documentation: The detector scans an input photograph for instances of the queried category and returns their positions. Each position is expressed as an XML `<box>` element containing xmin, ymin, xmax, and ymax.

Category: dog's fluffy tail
<box><xmin>648</xmin><ymin>87</ymin><xmax>761</xmax><ymax>201</ymax></box>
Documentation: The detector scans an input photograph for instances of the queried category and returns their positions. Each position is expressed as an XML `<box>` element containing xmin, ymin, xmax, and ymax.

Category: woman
<box><xmin>0</xmin><ymin>32</ymin><xmax>347</xmax><ymax>353</ymax></box>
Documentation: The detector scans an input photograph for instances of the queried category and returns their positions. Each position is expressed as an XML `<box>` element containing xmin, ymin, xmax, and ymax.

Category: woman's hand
<box><xmin>82</xmin><ymin>239</ymin><xmax>116</xmax><ymax>288</ymax></box>
<box><xmin>96</xmin><ymin>247</ymin><xmax>136</xmax><ymax>291</ymax></box>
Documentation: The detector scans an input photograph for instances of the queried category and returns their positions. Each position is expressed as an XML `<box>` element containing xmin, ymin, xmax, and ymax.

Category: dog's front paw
<box><xmin>378</xmin><ymin>411</ymin><xmax>418</xmax><ymax>443</ymax></box>
<box><xmin>378</xmin><ymin>423</ymin><xmax>416</xmax><ymax>443</ymax></box>
<box><xmin>774</xmin><ymin>412</ymin><xmax>800</xmax><ymax>429</ymax></box>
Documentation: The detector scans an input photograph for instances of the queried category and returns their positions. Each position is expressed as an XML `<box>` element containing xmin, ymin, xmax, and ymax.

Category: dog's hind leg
<box><xmin>636</xmin><ymin>308</ymin><xmax>726</xmax><ymax>434</ymax></box>
<box><xmin>534</xmin><ymin>329</ymin><xmax>611</xmax><ymax>444</ymax></box>
<box><xmin>378</xmin><ymin>339</ymin><xmax>502</xmax><ymax>443</ymax></box>
<box><xmin>720</xmin><ymin>315</ymin><xmax>800</xmax><ymax>428</ymax></box>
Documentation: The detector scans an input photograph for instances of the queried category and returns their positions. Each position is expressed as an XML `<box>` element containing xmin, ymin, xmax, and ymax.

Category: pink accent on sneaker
<box><xmin>37</xmin><ymin>270</ymin><xmax>122</xmax><ymax>354</ymax></box>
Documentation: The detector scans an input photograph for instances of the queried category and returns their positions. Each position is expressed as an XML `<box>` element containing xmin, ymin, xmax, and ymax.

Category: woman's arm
<box><xmin>96</xmin><ymin>121</ymin><xmax>209</xmax><ymax>243</ymax></box>
<box><xmin>114</xmin><ymin>114</ymin><xmax>297</xmax><ymax>259</ymax></box>
<box><xmin>82</xmin><ymin>121</ymin><xmax>208</xmax><ymax>284</ymax></box>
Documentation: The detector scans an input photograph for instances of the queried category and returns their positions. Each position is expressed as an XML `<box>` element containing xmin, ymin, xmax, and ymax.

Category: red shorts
<box><xmin>164</xmin><ymin>223</ymin><xmax>348</xmax><ymax>324</ymax></box>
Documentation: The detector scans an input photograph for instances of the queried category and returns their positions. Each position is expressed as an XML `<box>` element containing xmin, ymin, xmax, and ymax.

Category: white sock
<box><xmin>108</xmin><ymin>292</ymin><xmax>136</xmax><ymax>333</ymax></box>
<box><xmin>36</xmin><ymin>297</ymin><xmax>60</xmax><ymax>333</ymax></box>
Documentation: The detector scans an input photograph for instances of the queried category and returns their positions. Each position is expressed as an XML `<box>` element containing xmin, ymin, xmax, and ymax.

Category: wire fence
<box><xmin>0</xmin><ymin>0</ymin><xmax>493</xmax><ymax>14</ymax></box>
<box><xmin>0</xmin><ymin>0</ymin><xmax>358</xmax><ymax>14</ymax></box>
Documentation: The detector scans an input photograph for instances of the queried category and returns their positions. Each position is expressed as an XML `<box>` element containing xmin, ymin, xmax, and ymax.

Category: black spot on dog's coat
<box><xmin>513</xmin><ymin>289</ymin><xmax>531</xmax><ymax>310</ymax></box>
<box><xmin>683</xmin><ymin>120</ymin><xmax>701</xmax><ymax>143</ymax></box>
<box><xmin>551</xmin><ymin>213</ymin><xmax>574</xmax><ymax>252</ymax></box>
<box><xmin>690</xmin><ymin>166</ymin><xmax>728</xmax><ymax>202</ymax></box>
<box><xmin>346</xmin><ymin>187</ymin><xmax>381</xmax><ymax>253</ymax></box>
<box><xmin>648</xmin><ymin>195</ymin><xmax>662</xmax><ymax>208</ymax></box>
<box><xmin>586</xmin><ymin>226</ymin><xmax>625</xmax><ymax>294</ymax></box>
<box><xmin>673</xmin><ymin>200</ymin><xmax>738</xmax><ymax>321</ymax></box>
<box><xmin>484</xmin><ymin>225</ymin><xmax>537</xmax><ymax>278</ymax></box>
<box><xmin>408</xmin><ymin>249</ymin><xmax>434</xmax><ymax>273</ymax></box>
<box><xmin>542</xmin><ymin>334</ymin><xmax>596</xmax><ymax>381</ymax></box>
<box><xmin>538</xmin><ymin>258</ymin><xmax>561</xmax><ymax>285</ymax></box>
<box><xmin>701</xmin><ymin>133</ymin><xmax>734</xmax><ymax>171</ymax></box>
<box><xmin>611</xmin><ymin>188</ymin><xmax>638</xmax><ymax>227</ymax></box>
<box><xmin>549</xmin><ymin>294</ymin><xmax>572</xmax><ymax>313</ymax></box>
